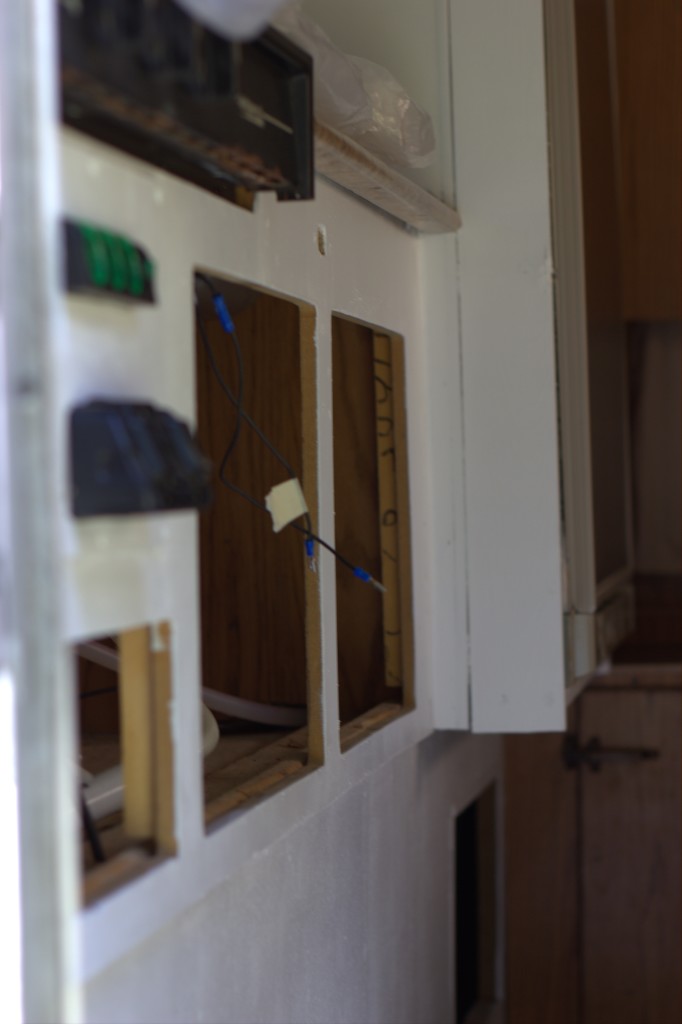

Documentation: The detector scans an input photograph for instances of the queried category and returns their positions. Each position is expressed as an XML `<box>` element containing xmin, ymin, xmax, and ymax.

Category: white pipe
<box><xmin>82</xmin><ymin>765</ymin><xmax>123</xmax><ymax>823</ymax></box>
<box><xmin>83</xmin><ymin>702</ymin><xmax>220</xmax><ymax>822</ymax></box>
<box><xmin>201</xmin><ymin>687</ymin><xmax>306</xmax><ymax>728</ymax></box>
<box><xmin>77</xmin><ymin>644</ymin><xmax>305</xmax><ymax>727</ymax></box>
<box><xmin>77</xmin><ymin>641</ymin><xmax>119</xmax><ymax>672</ymax></box>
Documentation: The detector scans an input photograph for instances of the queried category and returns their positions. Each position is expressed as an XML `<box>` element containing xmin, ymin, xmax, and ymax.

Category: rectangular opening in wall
<box><xmin>331</xmin><ymin>315</ymin><xmax>413</xmax><ymax>750</ymax></box>
<box><xmin>455</xmin><ymin>785</ymin><xmax>498</xmax><ymax>1024</ymax></box>
<box><xmin>195</xmin><ymin>273</ymin><xmax>320</xmax><ymax>826</ymax></box>
<box><xmin>77</xmin><ymin>623</ymin><xmax>175</xmax><ymax>904</ymax></box>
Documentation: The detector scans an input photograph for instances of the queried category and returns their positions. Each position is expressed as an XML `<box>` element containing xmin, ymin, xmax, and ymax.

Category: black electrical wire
<box><xmin>290</xmin><ymin>519</ymin><xmax>358</xmax><ymax>575</ymax></box>
<box><xmin>195</xmin><ymin>277</ymin><xmax>312</xmax><ymax>536</ymax></box>
<box><xmin>79</xmin><ymin>686</ymin><xmax>118</xmax><ymax>700</ymax></box>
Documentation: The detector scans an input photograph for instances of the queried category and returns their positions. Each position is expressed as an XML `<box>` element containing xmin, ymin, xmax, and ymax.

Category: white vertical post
<box><xmin>0</xmin><ymin>2</ymin><xmax>82</xmax><ymax>1021</ymax></box>
<box><xmin>451</xmin><ymin>0</ymin><xmax>567</xmax><ymax>732</ymax></box>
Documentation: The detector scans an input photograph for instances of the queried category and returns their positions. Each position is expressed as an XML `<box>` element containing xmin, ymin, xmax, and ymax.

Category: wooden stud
<box><xmin>150</xmin><ymin>622</ymin><xmax>176</xmax><ymax>855</ymax></box>
<box><xmin>389</xmin><ymin>334</ymin><xmax>415</xmax><ymax>709</ymax></box>
<box><xmin>299</xmin><ymin>304</ymin><xmax>323</xmax><ymax>766</ymax></box>
<box><xmin>373</xmin><ymin>332</ymin><xmax>402</xmax><ymax>690</ymax></box>
<box><xmin>118</xmin><ymin>626</ymin><xmax>154</xmax><ymax>840</ymax></box>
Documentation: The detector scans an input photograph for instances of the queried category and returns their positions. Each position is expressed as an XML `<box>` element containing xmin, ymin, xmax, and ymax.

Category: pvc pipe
<box><xmin>77</xmin><ymin>641</ymin><xmax>119</xmax><ymax>672</ymax></box>
<box><xmin>83</xmin><ymin>702</ymin><xmax>220</xmax><ymax>822</ymax></box>
<box><xmin>201</xmin><ymin>687</ymin><xmax>306</xmax><ymax>728</ymax></box>
<box><xmin>77</xmin><ymin>644</ymin><xmax>305</xmax><ymax>728</ymax></box>
<box><xmin>82</xmin><ymin>765</ymin><xmax>123</xmax><ymax>823</ymax></box>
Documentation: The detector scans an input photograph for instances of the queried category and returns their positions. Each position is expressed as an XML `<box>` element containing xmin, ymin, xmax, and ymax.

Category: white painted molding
<box><xmin>451</xmin><ymin>0</ymin><xmax>566</xmax><ymax>732</ymax></box>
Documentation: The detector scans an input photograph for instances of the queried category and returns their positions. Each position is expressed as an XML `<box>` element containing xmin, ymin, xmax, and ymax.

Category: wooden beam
<box><xmin>150</xmin><ymin>622</ymin><xmax>176</xmax><ymax>854</ymax></box>
<box><xmin>119</xmin><ymin>626</ymin><xmax>154</xmax><ymax>839</ymax></box>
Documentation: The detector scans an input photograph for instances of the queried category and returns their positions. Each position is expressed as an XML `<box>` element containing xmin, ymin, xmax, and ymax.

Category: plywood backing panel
<box><xmin>196</xmin><ymin>292</ymin><xmax>307</xmax><ymax>709</ymax></box>
<box><xmin>78</xmin><ymin>643</ymin><xmax>119</xmax><ymax>735</ymax></box>
<box><xmin>150</xmin><ymin>622</ymin><xmax>176</xmax><ymax>854</ymax></box>
<box><xmin>119</xmin><ymin>626</ymin><xmax>154</xmax><ymax>839</ymax></box>
<box><xmin>332</xmin><ymin>317</ymin><xmax>386</xmax><ymax>723</ymax></box>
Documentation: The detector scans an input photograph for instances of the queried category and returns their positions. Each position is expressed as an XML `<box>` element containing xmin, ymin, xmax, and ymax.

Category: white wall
<box><xmin>58</xmin><ymin>129</ymin><xmax>478</xmax><ymax>1018</ymax></box>
<box><xmin>85</xmin><ymin>732</ymin><xmax>500</xmax><ymax>1024</ymax></box>
<box><xmin>5</xmin><ymin>2</ymin><xmax>568</xmax><ymax>1017</ymax></box>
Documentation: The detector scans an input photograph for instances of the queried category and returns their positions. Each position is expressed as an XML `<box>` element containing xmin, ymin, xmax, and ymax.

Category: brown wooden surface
<box><xmin>78</xmin><ymin>638</ymin><xmax>119</xmax><ymax>735</ymax></box>
<box><xmin>203</xmin><ymin>728</ymin><xmax>309</xmax><ymax>826</ymax></box>
<box><xmin>332</xmin><ymin>317</ymin><xmax>393</xmax><ymax>722</ymax></box>
<box><xmin>614</xmin><ymin>574</ymin><xmax>682</xmax><ymax>665</ymax></box>
<box><xmin>339</xmin><ymin>702</ymin><xmax>404</xmax><ymax>753</ymax></box>
<box><xmin>581</xmin><ymin>688</ymin><xmax>682</xmax><ymax>1024</ymax></box>
<box><xmin>613</xmin><ymin>0</ymin><xmax>682</xmax><ymax>320</ymax></box>
<box><xmin>83</xmin><ymin>849</ymin><xmax>159</xmax><ymax>907</ymax></box>
<box><xmin>505</xmin><ymin>708</ymin><xmax>580</xmax><ymax>1024</ymax></box>
<box><xmin>592</xmin><ymin>663</ymin><xmax>682</xmax><ymax>691</ymax></box>
<box><xmin>574</xmin><ymin>0</ymin><xmax>631</xmax><ymax>587</ymax></box>
<box><xmin>373</xmin><ymin>332</ymin><xmax>402</xmax><ymax>689</ymax></box>
<box><xmin>196</xmin><ymin>290</ymin><xmax>308</xmax><ymax>709</ymax></box>
<box><xmin>390</xmin><ymin>334</ymin><xmax>415</xmax><ymax>709</ymax></box>
<box><xmin>151</xmin><ymin>622</ymin><xmax>176</xmax><ymax>854</ymax></box>
<box><xmin>119</xmin><ymin>626</ymin><xmax>154</xmax><ymax>840</ymax></box>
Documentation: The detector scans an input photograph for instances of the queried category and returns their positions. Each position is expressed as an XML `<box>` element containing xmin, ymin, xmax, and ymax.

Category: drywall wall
<box><xmin>85</xmin><ymin>732</ymin><xmax>501</xmax><ymax>1024</ymax></box>
<box><xmin>3</xmin><ymin>1</ymin><xmax>568</xmax><ymax>1016</ymax></box>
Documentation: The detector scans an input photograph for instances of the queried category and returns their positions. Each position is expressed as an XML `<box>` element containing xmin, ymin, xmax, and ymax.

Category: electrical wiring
<box><xmin>194</xmin><ymin>276</ymin><xmax>385</xmax><ymax>592</ymax></box>
<box><xmin>79</xmin><ymin>685</ymin><xmax>118</xmax><ymax>700</ymax></box>
<box><xmin>195</xmin><ymin>278</ymin><xmax>313</xmax><ymax>538</ymax></box>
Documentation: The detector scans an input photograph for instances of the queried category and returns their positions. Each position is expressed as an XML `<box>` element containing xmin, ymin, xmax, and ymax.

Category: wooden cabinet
<box><xmin>613</xmin><ymin>0</ymin><xmax>682</xmax><ymax>320</ymax></box>
<box><xmin>581</xmin><ymin>680</ymin><xmax>682</xmax><ymax>1024</ymax></box>
<box><xmin>505</xmin><ymin>668</ymin><xmax>682</xmax><ymax>1024</ymax></box>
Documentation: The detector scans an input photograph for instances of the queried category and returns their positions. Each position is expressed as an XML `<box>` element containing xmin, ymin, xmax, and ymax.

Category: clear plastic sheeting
<box><xmin>274</xmin><ymin>4</ymin><xmax>436</xmax><ymax>170</ymax></box>
<box><xmin>176</xmin><ymin>0</ymin><xmax>291</xmax><ymax>40</ymax></box>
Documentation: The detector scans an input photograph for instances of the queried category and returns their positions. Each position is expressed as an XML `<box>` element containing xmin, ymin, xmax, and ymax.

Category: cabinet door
<box><xmin>581</xmin><ymin>684</ymin><xmax>682</xmax><ymax>1024</ymax></box>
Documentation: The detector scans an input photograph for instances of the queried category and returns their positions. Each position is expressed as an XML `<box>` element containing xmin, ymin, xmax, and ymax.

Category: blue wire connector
<box><xmin>305</xmin><ymin>535</ymin><xmax>317</xmax><ymax>573</ymax></box>
<box><xmin>353</xmin><ymin>566</ymin><xmax>387</xmax><ymax>593</ymax></box>
<box><xmin>212</xmin><ymin>294</ymin><xmax>235</xmax><ymax>335</ymax></box>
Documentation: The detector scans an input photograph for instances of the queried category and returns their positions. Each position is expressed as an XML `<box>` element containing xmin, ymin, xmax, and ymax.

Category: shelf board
<box><xmin>314</xmin><ymin>121</ymin><xmax>461</xmax><ymax>235</ymax></box>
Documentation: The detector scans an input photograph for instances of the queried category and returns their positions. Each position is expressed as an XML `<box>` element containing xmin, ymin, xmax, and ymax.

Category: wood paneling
<box><xmin>331</xmin><ymin>317</ymin><xmax>411</xmax><ymax>725</ymax></box>
<box><xmin>574</xmin><ymin>0</ymin><xmax>632</xmax><ymax>588</ymax></box>
<box><xmin>614</xmin><ymin>574</ymin><xmax>682</xmax><ymax>665</ymax></box>
<box><xmin>332</xmin><ymin>317</ymin><xmax>386</xmax><ymax>723</ymax></box>
<box><xmin>150</xmin><ymin>622</ymin><xmax>175</xmax><ymax>854</ymax></box>
<box><xmin>613</xmin><ymin>0</ymin><xmax>682</xmax><ymax>320</ymax></box>
<box><xmin>505</xmin><ymin>710</ymin><xmax>580</xmax><ymax>1024</ymax></box>
<box><xmin>581</xmin><ymin>689</ymin><xmax>682</xmax><ymax>1024</ymax></box>
<box><xmin>78</xmin><ymin>639</ymin><xmax>119</xmax><ymax>735</ymax></box>
<box><xmin>196</xmin><ymin>291</ymin><xmax>308</xmax><ymax>708</ymax></box>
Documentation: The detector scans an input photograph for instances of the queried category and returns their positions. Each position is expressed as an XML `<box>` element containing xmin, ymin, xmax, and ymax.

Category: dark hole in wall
<box><xmin>456</xmin><ymin>785</ymin><xmax>497</xmax><ymax>1024</ymax></box>
<box><xmin>456</xmin><ymin>798</ymin><xmax>480</xmax><ymax>1024</ymax></box>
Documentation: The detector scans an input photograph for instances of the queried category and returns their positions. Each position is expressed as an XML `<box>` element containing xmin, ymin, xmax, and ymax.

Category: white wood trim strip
<box><xmin>314</xmin><ymin>121</ymin><xmax>461</xmax><ymax>235</ymax></box>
